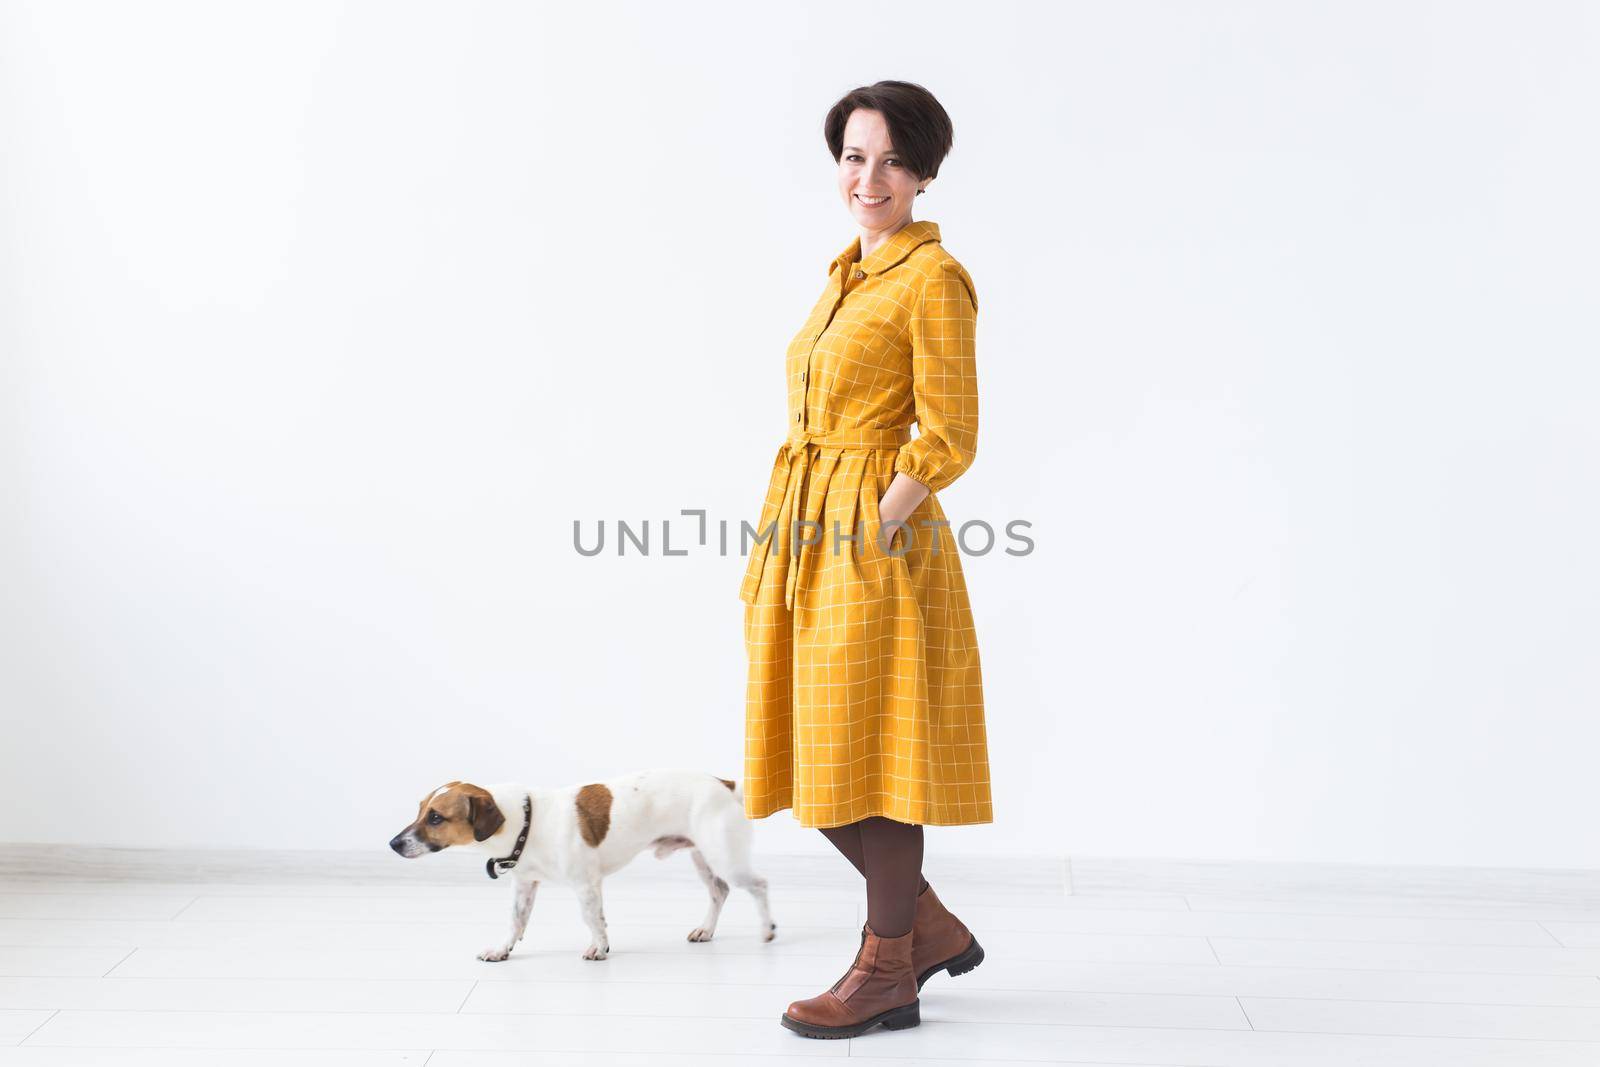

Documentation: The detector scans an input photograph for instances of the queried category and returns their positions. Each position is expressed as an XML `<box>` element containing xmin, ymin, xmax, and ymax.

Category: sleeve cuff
<box><xmin>894</xmin><ymin>449</ymin><xmax>940</xmax><ymax>493</ymax></box>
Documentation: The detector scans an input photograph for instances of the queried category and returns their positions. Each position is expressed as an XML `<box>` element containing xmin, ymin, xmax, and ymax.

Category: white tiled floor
<box><xmin>0</xmin><ymin>848</ymin><xmax>1597</xmax><ymax>1064</ymax></box>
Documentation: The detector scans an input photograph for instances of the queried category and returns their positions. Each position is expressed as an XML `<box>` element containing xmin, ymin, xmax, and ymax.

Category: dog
<box><xmin>388</xmin><ymin>768</ymin><xmax>776</xmax><ymax>961</ymax></box>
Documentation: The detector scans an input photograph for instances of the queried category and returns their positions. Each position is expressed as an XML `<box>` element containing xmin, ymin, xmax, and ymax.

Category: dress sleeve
<box><xmin>894</xmin><ymin>259</ymin><xmax>980</xmax><ymax>493</ymax></box>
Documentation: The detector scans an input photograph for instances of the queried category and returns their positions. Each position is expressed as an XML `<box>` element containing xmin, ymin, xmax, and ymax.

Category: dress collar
<box><xmin>829</xmin><ymin>219</ymin><xmax>941</xmax><ymax>277</ymax></box>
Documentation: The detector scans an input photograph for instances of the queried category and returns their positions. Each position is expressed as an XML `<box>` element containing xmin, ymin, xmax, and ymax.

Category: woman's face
<box><xmin>837</xmin><ymin>108</ymin><xmax>929</xmax><ymax>235</ymax></box>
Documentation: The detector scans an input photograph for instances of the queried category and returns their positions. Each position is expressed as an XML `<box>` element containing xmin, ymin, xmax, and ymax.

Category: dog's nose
<box><xmin>388</xmin><ymin>834</ymin><xmax>407</xmax><ymax>854</ymax></box>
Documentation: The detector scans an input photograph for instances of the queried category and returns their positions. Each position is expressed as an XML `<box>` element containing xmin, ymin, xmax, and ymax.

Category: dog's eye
<box><xmin>427</xmin><ymin>812</ymin><xmax>442</xmax><ymax>825</ymax></box>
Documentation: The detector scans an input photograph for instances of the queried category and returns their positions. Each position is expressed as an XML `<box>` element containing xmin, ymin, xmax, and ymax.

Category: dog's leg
<box><xmin>686</xmin><ymin>848</ymin><xmax>730</xmax><ymax>942</ymax></box>
<box><xmin>692</xmin><ymin>818</ymin><xmax>777</xmax><ymax>943</ymax></box>
<box><xmin>576</xmin><ymin>878</ymin><xmax>610</xmax><ymax>961</ymax></box>
<box><xmin>729</xmin><ymin>868</ymin><xmax>776</xmax><ymax>942</ymax></box>
<box><xmin>477</xmin><ymin>878</ymin><xmax>539</xmax><ymax>962</ymax></box>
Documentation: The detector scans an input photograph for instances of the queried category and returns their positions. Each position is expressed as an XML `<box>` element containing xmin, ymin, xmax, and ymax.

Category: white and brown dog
<box><xmin>388</xmin><ymin>769</ymin><xmax>776</xmax><ymax>962</ymax></box>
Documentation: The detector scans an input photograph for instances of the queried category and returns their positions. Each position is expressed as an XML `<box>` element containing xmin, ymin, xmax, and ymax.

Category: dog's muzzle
<box><xmin>389</xmin><ymin>831</ymin><xmax>434</xmax><ymax>858</ymax></box>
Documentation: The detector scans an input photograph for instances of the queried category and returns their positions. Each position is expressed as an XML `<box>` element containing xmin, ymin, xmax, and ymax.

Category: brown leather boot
<box><xmin>781</xmin><ymin>922</ymin><xmax>920</xmax><ymax>1039</ymax></box>
<box><xmin>912</xmin><ymin>883</ymin><xmax>985</xmax><ymax>990</ymax></box>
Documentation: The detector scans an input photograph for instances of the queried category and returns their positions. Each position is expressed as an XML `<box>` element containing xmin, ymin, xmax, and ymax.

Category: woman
<box><xmin>738</xmin><ymin>80</ymin><xmax>993</xmax><ymax>1039</ymax></box>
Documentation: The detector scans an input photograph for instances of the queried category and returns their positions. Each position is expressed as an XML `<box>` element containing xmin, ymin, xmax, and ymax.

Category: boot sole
<box><xmin>780</xmin><ymin>999</ymin><xmax>921</xmax><ymax>1039</ymax></box>
<box><xmin>916</xmin><ymin>934</ymin><xmax>985</xmax><ymax>991</ymax></box>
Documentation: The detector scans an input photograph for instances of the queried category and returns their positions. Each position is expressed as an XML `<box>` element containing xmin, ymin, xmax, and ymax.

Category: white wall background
<box><xmin>2</xmin><ymin>1</ymin><xmax>1596</xmax><ymax>868</ymax></box>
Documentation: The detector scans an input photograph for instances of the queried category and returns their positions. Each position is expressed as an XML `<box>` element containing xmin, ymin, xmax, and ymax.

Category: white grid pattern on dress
<box><xmin>740</xmin><ymin>219</ymin><xmax>992</xmax><ymax>829</ymax></box>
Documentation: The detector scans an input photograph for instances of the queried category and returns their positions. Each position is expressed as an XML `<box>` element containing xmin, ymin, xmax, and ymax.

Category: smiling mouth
<box><xmin>856</xmin><ymin>194</ymin><xmax>889</xmax><ymax>206</ymax></box>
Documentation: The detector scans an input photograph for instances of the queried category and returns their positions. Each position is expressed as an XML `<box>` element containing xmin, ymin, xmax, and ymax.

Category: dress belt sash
<box><xmin>739</xmin><ymin>425</ymin><xmax>912</xmax><ymax>610</ymax></box>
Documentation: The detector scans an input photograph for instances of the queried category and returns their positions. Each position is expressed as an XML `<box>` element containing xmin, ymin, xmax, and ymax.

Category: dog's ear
<box><xmin>469</xmin><ymin>792</ymin><xmax>506</xmax><ymax>842</ymax></box>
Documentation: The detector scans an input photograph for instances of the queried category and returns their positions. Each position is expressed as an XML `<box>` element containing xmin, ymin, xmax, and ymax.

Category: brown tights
<box><xmin>818</xmin><ymin>817</ymin><xmax>930</xmax><ymax>938</ymax></box>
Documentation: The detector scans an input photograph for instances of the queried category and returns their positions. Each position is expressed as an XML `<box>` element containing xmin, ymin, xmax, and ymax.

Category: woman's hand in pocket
<box><xmin>875</xmin><ymin>472</ymin><xmax>932</xmax><ymax>555</ymax></box>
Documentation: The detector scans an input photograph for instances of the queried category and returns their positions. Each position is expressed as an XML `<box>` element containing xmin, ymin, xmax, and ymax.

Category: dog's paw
<box><xmin>687</xmin><ymin>927</ymin><xmax>714</xmax><ymax>942</ymax></box>
<box><xmin>581</xmin><ymin>943</ymin><xmax>610</xmax><ymax>961</ymax></box>
<box><xmin>477</xmin><ymin>946</ymin><xmax>511</xmax><ymax>962</ymax></box>
<box><xmin>762</xmin><ymin>922</ymin><xmax>777</xmax><ymax>943</ymax></box>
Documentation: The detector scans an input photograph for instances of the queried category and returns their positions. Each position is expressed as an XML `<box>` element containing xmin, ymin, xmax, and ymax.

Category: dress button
<box><xmin>853</xmin><ymin>270</ymin><xmax>865</xmax><ymax>279</ymax></box>
<box><xmin>795</xmin><ymin>412</ymin><xmax>802</xmax><ymax>422</ymax></box>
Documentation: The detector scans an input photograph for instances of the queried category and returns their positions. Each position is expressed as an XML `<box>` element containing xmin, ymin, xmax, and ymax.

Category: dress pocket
<box><xmin>860</xmin><ymin>478</ymin><xmax>911</xmax><ymax>574</ymax></box>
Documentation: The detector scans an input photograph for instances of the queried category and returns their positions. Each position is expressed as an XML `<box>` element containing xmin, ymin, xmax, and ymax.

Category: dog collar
<box><xmin>485</xmin><ymin>793</ymin><xmax>532</xmax><ymax>880</ymax></box>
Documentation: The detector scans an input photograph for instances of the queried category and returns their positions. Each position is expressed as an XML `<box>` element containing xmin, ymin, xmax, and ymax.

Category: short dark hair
<box><xmin>823</xmin><ymin>81</ymin><xmax>954</xmax><ymax>193</ymax></box>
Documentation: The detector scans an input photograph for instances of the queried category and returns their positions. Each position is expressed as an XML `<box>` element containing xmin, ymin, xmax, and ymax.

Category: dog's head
<box><xmin>388</xmin><ymin>781</ymin><xmax>506</xmax><ymax>858</ymax></box>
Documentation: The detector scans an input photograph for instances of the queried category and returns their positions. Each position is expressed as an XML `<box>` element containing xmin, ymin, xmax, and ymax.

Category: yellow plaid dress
<box><xmin>739</xmin><ymin>219</ymin><xmax>993</xmax><ymax>829</ymax></box>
